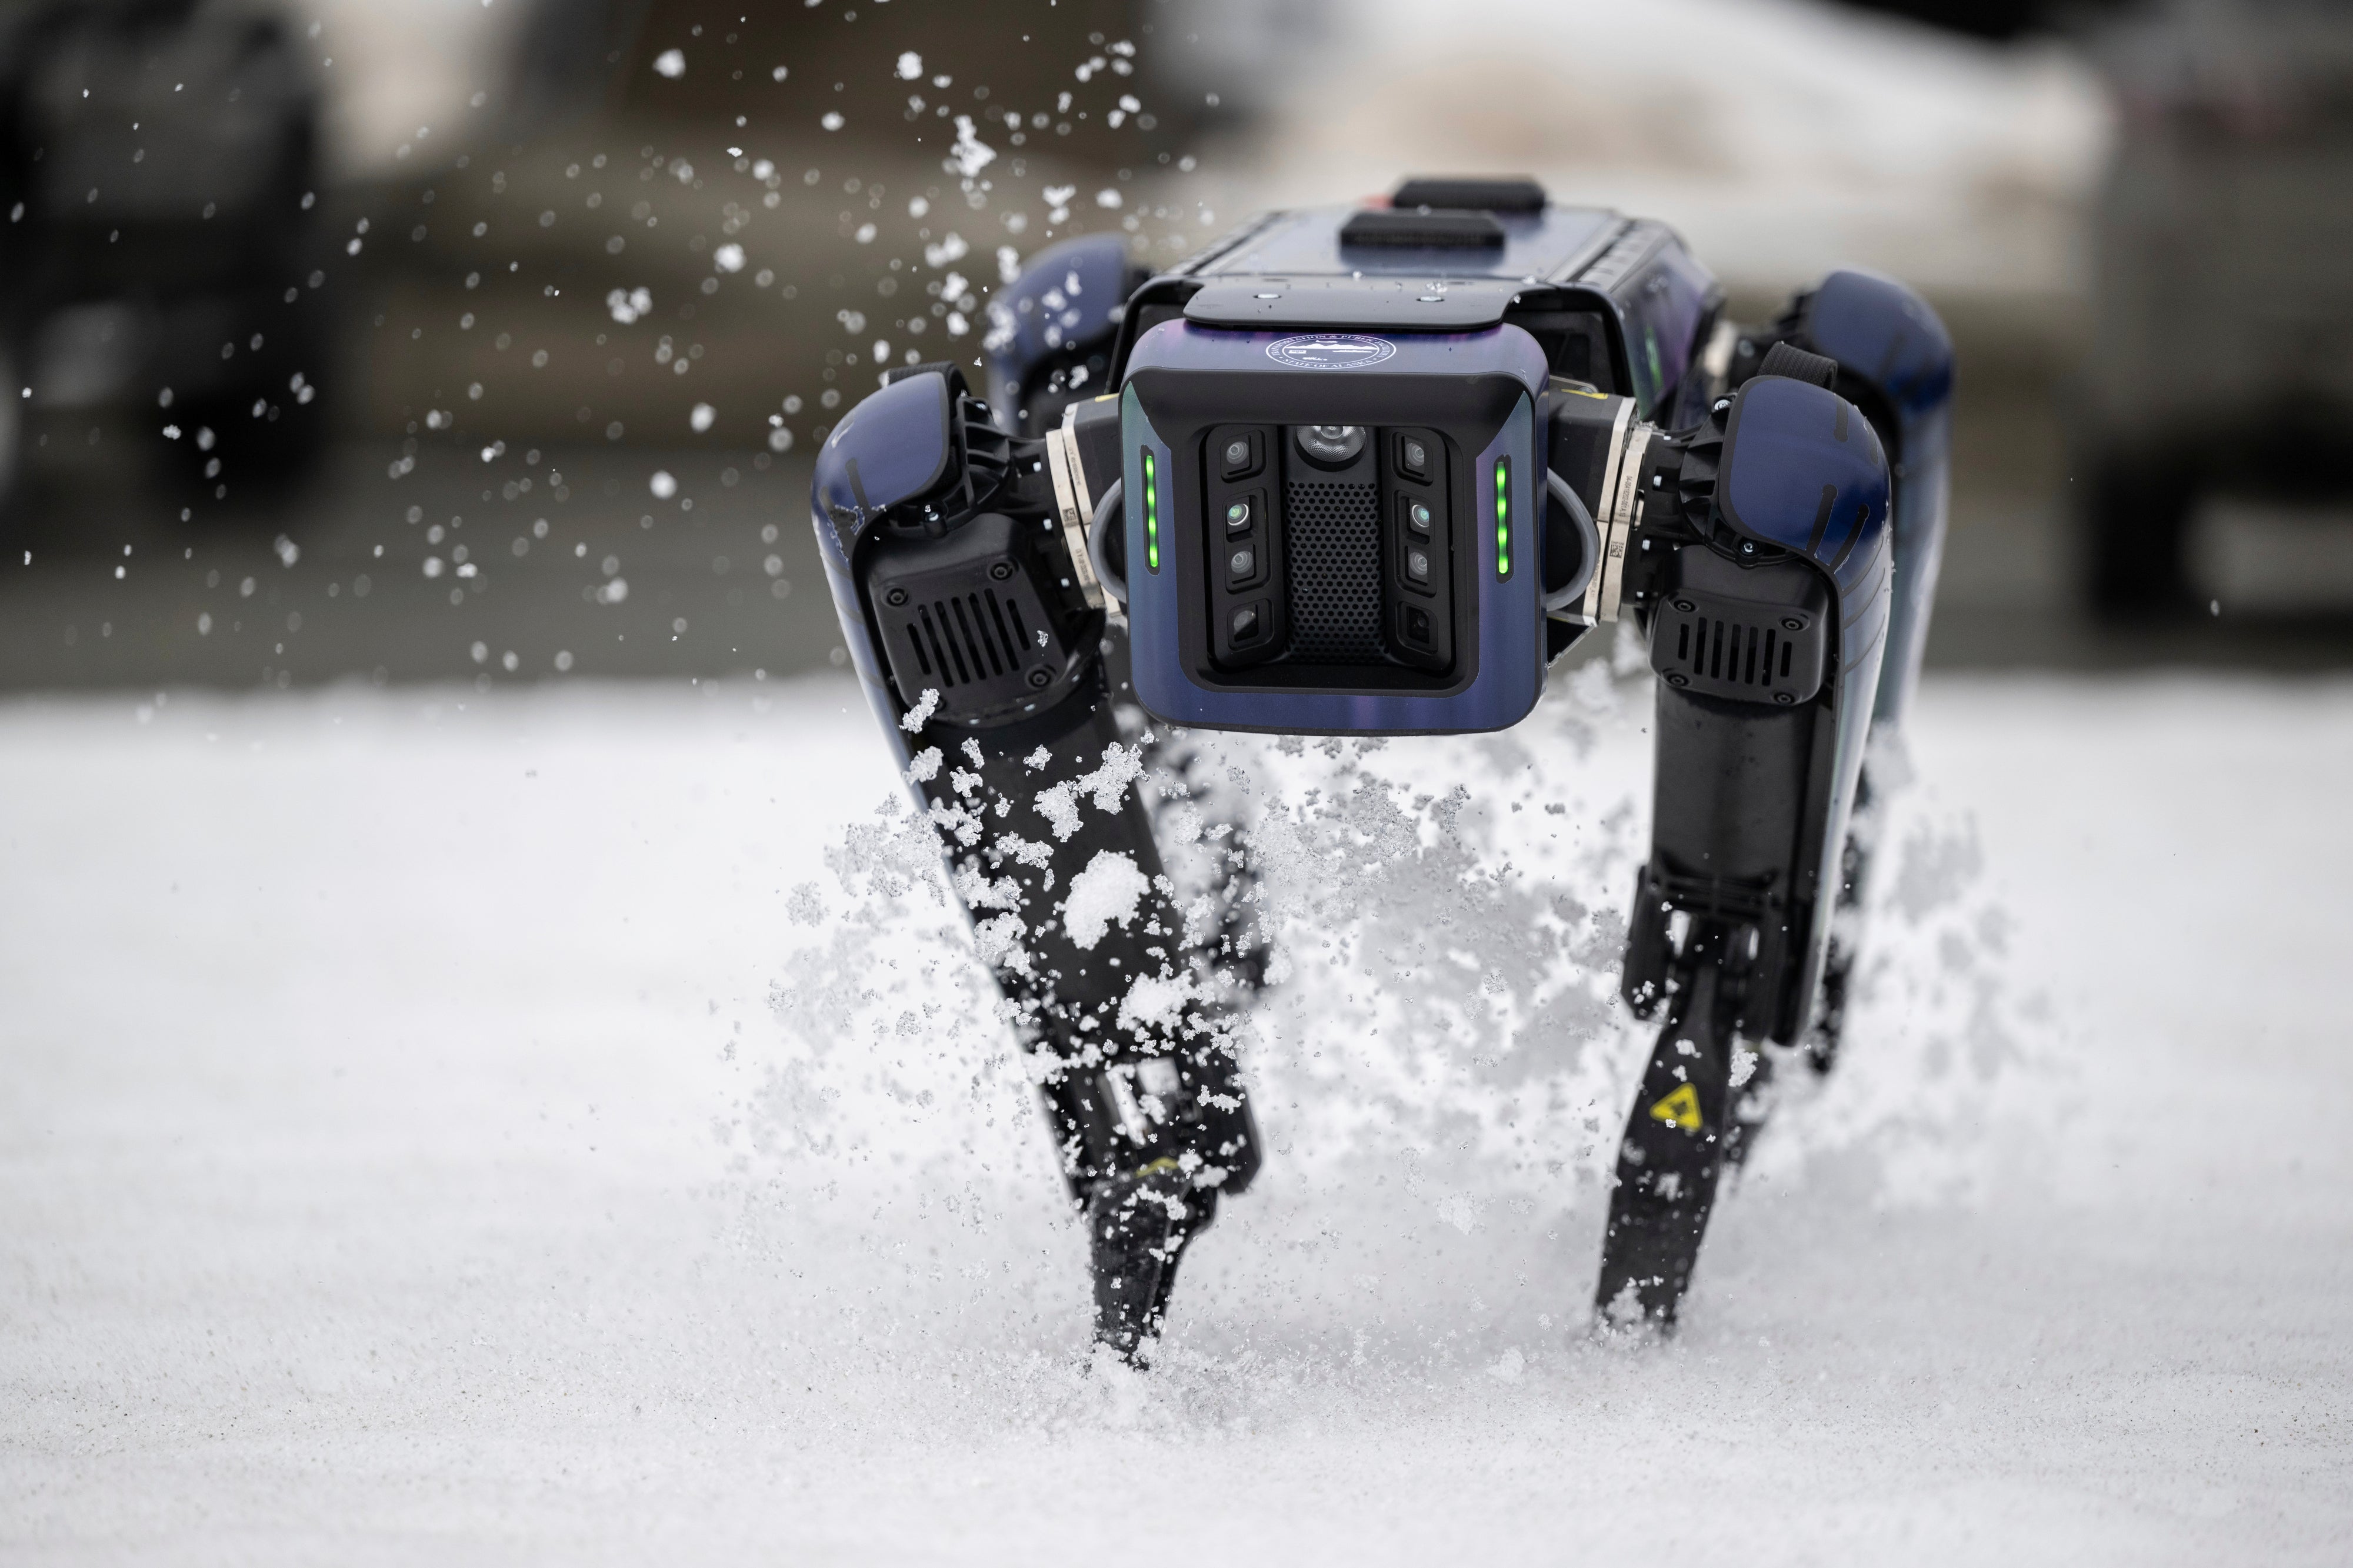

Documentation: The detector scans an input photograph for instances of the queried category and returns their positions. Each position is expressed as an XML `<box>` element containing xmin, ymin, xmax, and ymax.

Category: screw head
<box><xmin>1027</xmin><ymin>668</ymin><xmax>1051</xmax><ymax>688</ymax></box>
<box><xmin>989</xmin><ymin>561</ymin><xmax>1014</xmax><ymax>581</ymax></box>
<box><xmin>1666</xmin><ymin>672</ymin><xmax>1689</xmax><ymax>687</ymax></box>
<box><xmin>1672</xmin><ymin>598</ymin><xmax>1695</xmax><ymax>613</ymax></box>
<box><xmin>884</xmin><ymin>587</ymin><xmax>908</xmax><ymax>606</ymax></box>
<box><xmin>1741</xmin><ymin>541</ymin><xmax>1755</xmax><ymax>553</ymax></box>
<box><xmin>1782</xmin><ymin>616</ymin><xmax>1804</xmax><ymax>631</ymax></box>
<box><xmin>1773</xmin><ymin>691</ymin><xmax>1795</xmax><ymax>705</ymax></box>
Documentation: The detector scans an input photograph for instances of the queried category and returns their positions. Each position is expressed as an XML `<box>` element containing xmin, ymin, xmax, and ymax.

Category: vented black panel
<box><xmin>1652</xmin><ymin>593</ymin><xmax>1829</xmax><ymax>706</ymax></box>
<box><xmin>1282</xmin><ymin>479</ymin><xmax>1384</xmax><ymax>664</ymax></box>
<box><xmin>898</xmin><ymin>588</ymin><xmax>1032</xmax><ymax>692</ymax></box>
<box><xmin>864</xmin><ymin>510</ymin><xmax>1068</xmax><ymax>728</ymax></box>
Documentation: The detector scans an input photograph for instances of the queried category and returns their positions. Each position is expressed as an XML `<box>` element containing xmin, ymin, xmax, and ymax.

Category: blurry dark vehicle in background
<box><xmin>2075</xmin><ymin>0</ymin><xmax>2353</xmax><ymax>617</ymax></box>
<box><xmin>0</xmin><ymin>0</ymin><xmax>324</xmax><ymax>511</ymax></box>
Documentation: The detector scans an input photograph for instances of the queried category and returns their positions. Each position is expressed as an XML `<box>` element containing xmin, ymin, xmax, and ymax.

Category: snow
<box><xmin>4</xmin><ymin>673</ymin><xmax>2349</xmax><ymax>1562</ymax></box>
<box><xmin>1032</xmin><ymin>741</ymin><xmax>1145</xmax><ymax>842</ymax></box>
<box><xmin>1059</xmin><ymin>849</ymin><xmax>1149</xmax><ymax>950</ymax></box>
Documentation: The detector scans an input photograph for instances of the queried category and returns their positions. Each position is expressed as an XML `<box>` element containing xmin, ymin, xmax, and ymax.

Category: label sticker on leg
<box><xmin>1649</xmin><ymin>1083</ymin><xmax>1702</xmax><ymax>1133</ymax></box>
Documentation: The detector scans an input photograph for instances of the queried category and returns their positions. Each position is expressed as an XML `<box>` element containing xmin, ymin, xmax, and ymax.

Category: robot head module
<box><xmin>1093</xmin><ymin>181</ymin><xmax>1721</xmax><ymax>734</ymax></box>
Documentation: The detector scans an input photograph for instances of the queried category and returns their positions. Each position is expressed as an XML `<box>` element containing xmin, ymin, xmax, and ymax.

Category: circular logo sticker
<box><xmin>1265</xmin><ymin>333</ymin><xmax>1397</xmax><ymax>371</ymax></box>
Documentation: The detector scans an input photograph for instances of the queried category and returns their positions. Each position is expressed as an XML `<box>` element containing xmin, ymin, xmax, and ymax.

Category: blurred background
<box><xmin>0</xmin><ymin>0</ymin><xmax>2347</xmax><ymax>693</ymax></box>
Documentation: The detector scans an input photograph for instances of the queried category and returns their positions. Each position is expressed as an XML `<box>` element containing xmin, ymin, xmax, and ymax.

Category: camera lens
<box><xmin>1294</xmin><ymin>425</ymin><xmax>1365</xmax><ymax>465</ymax></box>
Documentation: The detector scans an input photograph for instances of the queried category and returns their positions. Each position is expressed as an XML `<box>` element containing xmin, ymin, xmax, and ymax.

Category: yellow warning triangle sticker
<box><xmin>1648</xmin><ymin>1082</ymin><xmax>1702</xmax><ymax>1133</ymax></box>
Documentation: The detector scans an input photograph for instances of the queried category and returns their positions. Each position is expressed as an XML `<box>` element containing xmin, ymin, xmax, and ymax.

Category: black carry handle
<box><xmin>1339</xmin><ymin>209</ymin><xmax>1506</xmax><ymax>249</ymax></box>
<box><xmin>1389</xmin><ymin>176</ymin><xmax>1547</xmax><ymax>213</ymax></box>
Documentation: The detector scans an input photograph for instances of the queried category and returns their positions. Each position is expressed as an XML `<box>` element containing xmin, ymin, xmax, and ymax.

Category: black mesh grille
<box><xmin>898</xmin><ymin>588</ymin><xmax>1031</xmax><ymax>691</ymax></box>
<box><xmin>1282</xmin><ymin>479</ymin><xmax>1382</xmax><ymax>665</ymax></box>
<box><xmin>1652</xmin><ymin>596</ymin><xmax>1829</xmax><ymax>706</ymax></box>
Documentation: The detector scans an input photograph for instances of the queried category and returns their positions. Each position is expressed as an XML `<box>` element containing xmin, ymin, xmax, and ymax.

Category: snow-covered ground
<box><xmin>4</xmin><ymin>670</ymin><xmax>2348</xmax><ymax>1563</ymax></box>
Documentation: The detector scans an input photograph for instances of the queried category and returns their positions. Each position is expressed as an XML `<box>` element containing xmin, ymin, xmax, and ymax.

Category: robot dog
<box><xmin>811</xmin><ymin>178</ymin><xmax>1952</xmax><ymax>1357</ymax></box>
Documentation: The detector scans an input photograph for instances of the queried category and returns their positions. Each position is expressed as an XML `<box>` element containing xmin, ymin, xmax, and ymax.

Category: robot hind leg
<box><xmin>1733</xmin><ymin>271</ymin><xmax>1955</xmax><ymax>1076</ymax></box>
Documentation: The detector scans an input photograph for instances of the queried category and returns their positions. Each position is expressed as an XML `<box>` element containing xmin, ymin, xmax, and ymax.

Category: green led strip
<box><xmin>1142</xmin><ymin>449</ymin><xmax>1159</xmax><ymax>572</ymax></box>
<box><xmin>1494</xmin><ymin>457</ymin><xmax>1511</xmax><ymax>578</ymax></box>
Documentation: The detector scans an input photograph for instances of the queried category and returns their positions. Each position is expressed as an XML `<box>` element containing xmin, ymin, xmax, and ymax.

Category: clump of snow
<box><xmin>1061</xmin><ymin>850</ymin><xmax>1148</xmax><ymax>950</ymax></box>
<box><xmin>1034</xmin><ymin>742</ymin><xmax>1145</xmax><ymax>840</ymax></box>
<box><xmin>971</xmin><ymin>912</ymin><xmax>1029</xmax><ymax>972</ymax></box>
<box><xmin>1117</xmin><ymin>970</ymin><xmax>1198</xmax><ymax>1034</ymax></box>
<box><xmin>1035</xmin><ymin>785</ymin><xmax>1081</xmax><ymax>840</ymax></box>
<box><xmin>900</xmin><ymin>688</ymin><xmax>941</xmax><ymax>732</ymax></box>
<box><xmin>952</xmin><ymin>862</ymin><xmax>1023</xmax><ymax>912</ymax></box>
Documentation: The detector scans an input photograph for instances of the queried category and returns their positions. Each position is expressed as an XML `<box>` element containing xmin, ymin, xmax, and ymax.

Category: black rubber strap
<box><xmin>885</xmin><ymin>361</ymin><xmax>971</xmax><ymax>399</ymax></box>
<box><xmin>1758</xmin><ymin>341</ymin><xmax>1838</xmax><ymax>390</ymax></box>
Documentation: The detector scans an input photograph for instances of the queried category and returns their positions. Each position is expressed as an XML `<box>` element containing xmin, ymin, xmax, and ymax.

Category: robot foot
<box><xmin>1087</xmin><ymin>1162</ymin><xmax>1214</xmax><ymax>1365</ymax></box>
<box><xmin>1593</xmin><ymin>963</ymin><xmax>1735</xmax><ymax>1333</ymax></box>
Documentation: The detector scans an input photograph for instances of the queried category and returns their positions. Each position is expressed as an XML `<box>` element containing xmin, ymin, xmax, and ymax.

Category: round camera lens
<box><xmin>1294</xmin><ymin>425</ymin><xmax>1365</xmax><ymax>465</ymax></box>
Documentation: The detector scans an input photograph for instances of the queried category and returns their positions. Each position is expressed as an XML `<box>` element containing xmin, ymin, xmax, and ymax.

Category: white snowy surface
<box><xmin>4</xmin><ymin>672</ymin><xmax>2349</xmax><ymax>1563</ymax></box>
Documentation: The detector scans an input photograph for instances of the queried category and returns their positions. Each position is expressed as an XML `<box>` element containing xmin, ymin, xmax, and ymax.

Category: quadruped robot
<box><xmin>811</xmin><ymin>178</ymin><xmax>1953</xmax><ymax>1357</ymax></box>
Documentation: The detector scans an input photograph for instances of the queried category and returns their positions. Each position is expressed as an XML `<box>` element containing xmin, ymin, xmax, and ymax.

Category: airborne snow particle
<box><xmin>649</xmin><ymin>471</ymin><xmax>677</xmax><ymax>499</ymax></box>
<box><xmin>713</xmin><ymin>242</ymin><xmax>745</xmax><ymax>273</ymax></box>
<box><xmin>1032</xmin><ymin>743</ymin><xmax>1142</xmax><ymax>841</ymax></box>
<box><xmin>1117</xmin><ymin>971</ymin><xmax>1198</xmax><ymax>1033</ymax></box>
<box><xmin>653</xmin><ymin>49</ymin><xmax>685</xmax><ymax>79</ymax></box>
<box><xmin>895</xmin><ymin>52</ymin><xmax>923</xmax><ymax>80</ymax></box>
<box><xmin>900</xmin><ymin>688</ymin><xmax>941</xmax><ymax>732</ymax></box>
<box><xmin>1061</xmin><ymin>850</ymin><xmax>1148</xmax><ymax>950</ymax></box>
<box><xmin>972</xmin><ymin>913</ymin><xmax>1029</xmax><ymax>972</ymax></box>
<box><xmin>690</xmin><ymin>404</ymin><xmax>715</xmax><ymax>433</ymax></box>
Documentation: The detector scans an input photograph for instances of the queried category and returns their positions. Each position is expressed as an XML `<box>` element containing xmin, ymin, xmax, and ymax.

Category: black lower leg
<box><xmin>1806</xmin><ymin>764</ymin><xmax>1877</xmax><ymax>1076</ymax></box>
<box><xmin>911</xmin><ymin>675</ymin><xmax>1261</xmax><ymax>1360</ymax></box>
<box><xmin>1597</xmin><ymin>928</ymin><xmax>1743</xmax><ymax>1329</ymax></box>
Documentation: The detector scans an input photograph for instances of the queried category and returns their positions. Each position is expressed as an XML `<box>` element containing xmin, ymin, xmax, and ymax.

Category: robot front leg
<box><xmin>1596</xmin><ymin>352</ymin><xmax>1894</xmax><ymax>1329</ymax></box>
<box><xmin>808</xmin><ymin>364</ymin><xmax>1261</xmax><ymax>1360</ymax></box>
<box><xmin>1600</xmin><ymin>674</ymin><xmax>1834</xmax><ymax>1327</ymax></box>
<box><xmin>917</xmin><ymin>680</ymin><xmax>1263</xmax><ymax>1360</ymax></box>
